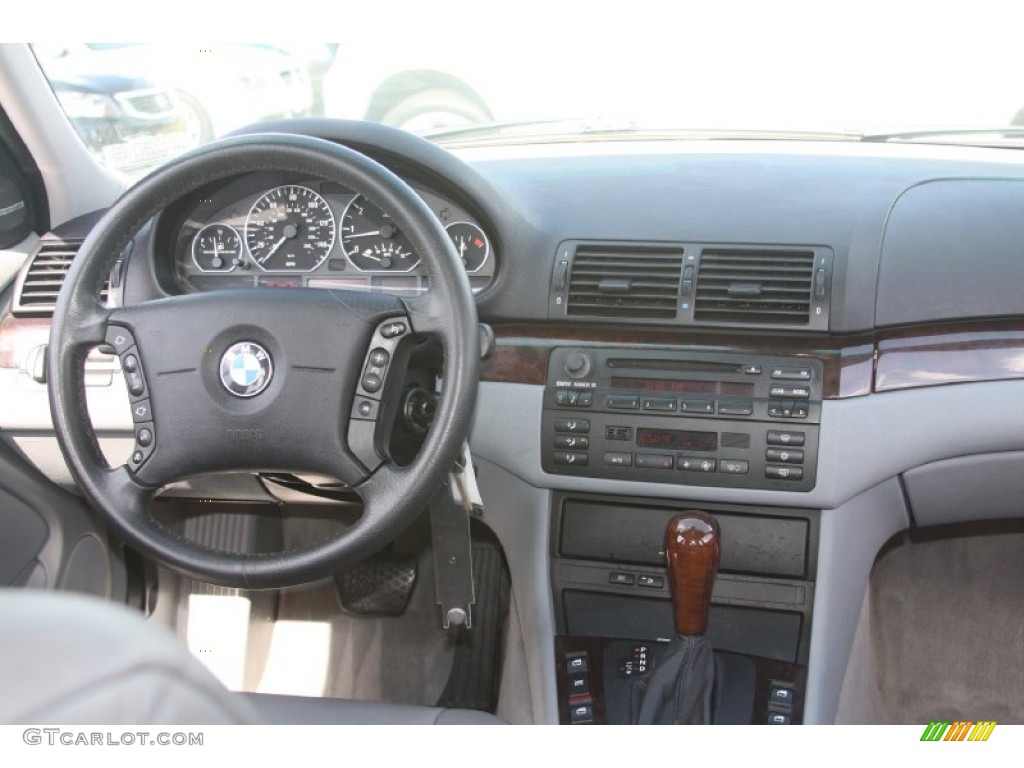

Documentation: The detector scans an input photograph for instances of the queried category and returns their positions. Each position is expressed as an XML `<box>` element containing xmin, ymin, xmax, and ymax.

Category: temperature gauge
<box><xmin>445</xmin><ymin>221</ymin><xmax>489</xmax><ymax>272</ymax></box>
<box><xmin>192</xmin><ymin>223</ymin><xmax>243</xmax><ymax>272</ymax></box>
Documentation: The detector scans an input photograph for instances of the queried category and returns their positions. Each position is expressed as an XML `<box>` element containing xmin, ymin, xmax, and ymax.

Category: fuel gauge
<box><xmin>445</xmin><ymin>221</ymin><xmax>489</xmax><ymax>273</ymax></box>
<box><xmin>192</xmin><ymin>223</ymin><xmax>243</xmax><ymax>272</ymax></box>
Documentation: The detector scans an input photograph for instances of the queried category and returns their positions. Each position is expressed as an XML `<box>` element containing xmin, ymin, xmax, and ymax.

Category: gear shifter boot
<box><xmin>629</xmin><ymin>635</ymin><xmax>714</xmax><ymax>724</ymax></box>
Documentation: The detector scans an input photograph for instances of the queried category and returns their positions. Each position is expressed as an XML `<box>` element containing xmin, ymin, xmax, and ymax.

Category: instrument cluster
<box><xmin>172</xmin><ymin>173</ymin><xmax>497</xmax><ymax>297</ymax></box>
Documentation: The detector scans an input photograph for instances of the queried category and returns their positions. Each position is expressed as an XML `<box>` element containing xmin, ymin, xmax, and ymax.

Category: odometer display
<box><xmin>636</xmin><ymin>428</ymin><xmax>718</xmax><ymax>452</ymax></box>
<box><xmin>245</xmin><ymin>185</ymin><xmax>335</xmax><ymax>272</ymax></box>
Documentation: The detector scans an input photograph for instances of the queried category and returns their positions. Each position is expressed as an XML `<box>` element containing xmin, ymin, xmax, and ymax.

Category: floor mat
<box><xmin>836</xmin><ymin>527</ymin><xmax>1024</xmax><ymax>723</ymax></box>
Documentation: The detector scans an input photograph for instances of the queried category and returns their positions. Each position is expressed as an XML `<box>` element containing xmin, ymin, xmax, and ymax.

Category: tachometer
<box><xmin>339</xmin><ymin>195</ymin><xmax>420</xmax><ymax>272</ymax></box>
<box><xmin>245</xmin><ymin>185</ymin><xmax>335</xmax><ymax>272</ymax></box>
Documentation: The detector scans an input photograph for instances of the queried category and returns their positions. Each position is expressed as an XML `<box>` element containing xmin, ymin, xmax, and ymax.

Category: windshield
<box><xmin>29</xmin><ymin>3</ymin><xmax>1024</xmax><ymax>176</ymax></box>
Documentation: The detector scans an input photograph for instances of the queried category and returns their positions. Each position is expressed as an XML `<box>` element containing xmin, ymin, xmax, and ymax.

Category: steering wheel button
<box><xmin>136</xmin><ymin>428</ymin><xmax>153</xmax><ymax>447</ymax></box>
<box><xmin>381</xmin><ymin>322</ymin><xmax>407</xmax><ymax>338</ymax></box>
<box><xmin>104</xmin><ymin>326</ymin><xmax>136</xmax><ymax>354</ymax></box>
<box><xmin>126</xmin><ymin>370</ymin><xmax>146</xmax><ymax>397</ymax></box>
<box><xmin>123</xmin><ymin>354</ymin><xmax>139</xmax><ymax>373</ymax></box>
<box><xmin>131</xmin><ymin>451</ymin><xmax>144</xmax><ymax>465</ymax></box>
<box><xmin>362</xmin><ymin>373</ymin><xmax>383</xmax><ymax>393</ymax></box>
<box><xmin>130</xmin><ymin>399</ymin><xmax>152</xmax><ymax>423</ymax></box>
<box><xmin>369</xmin><ymin>348</ymin><xmax>390</xmax><ymax>367</ymax></box>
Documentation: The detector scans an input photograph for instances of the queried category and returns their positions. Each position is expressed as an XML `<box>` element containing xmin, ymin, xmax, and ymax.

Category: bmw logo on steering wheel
<box><xmin>220</xmin><ymin>342</ymin><xmax>273</xmax><ymax>397</ymax></box>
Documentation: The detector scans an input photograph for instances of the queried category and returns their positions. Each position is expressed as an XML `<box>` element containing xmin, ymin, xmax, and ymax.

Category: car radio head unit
<box><xmin>542</xmin><ymin>348</ymin><xmax>821</xmax><ymax>491</ymax></box>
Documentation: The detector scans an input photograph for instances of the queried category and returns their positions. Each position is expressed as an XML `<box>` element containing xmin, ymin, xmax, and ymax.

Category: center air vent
<box><xmin>13</xmin><ymin>239</ymin><xmax>107</xmax><ymax>317</ymax></box>
<box><xmin>567</xmin><ymin>244</ymin><xmax>684</xmax><ymax>319</ymax></box>
<box><xmin>694</xmin><ymin>249</ymin><xmax>816</xmax><ymax>325</ymax></box>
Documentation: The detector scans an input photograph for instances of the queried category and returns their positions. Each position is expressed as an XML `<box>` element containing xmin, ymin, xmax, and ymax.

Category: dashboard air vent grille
<box><xmin>13</xmin><ymin>239</ymin><xmax>105</xmax><ymax>317</ymax></box>
<box><xmin>694</xmin><ymin>249</ymin><xmax>815</xmax><ymax>325</ymax></box>
<box><xmin>567</xmin><ymin>245</ymin><xmax>684</xmax><ymax>319</ymax></box>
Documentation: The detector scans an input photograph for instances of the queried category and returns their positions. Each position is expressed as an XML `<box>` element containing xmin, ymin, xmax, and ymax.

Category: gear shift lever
<box><xmin>629</xmin><ymin>510</ymin><xmax>721</xmax><ymax>724</ymax></box>
<box><xmin>666</xmin><ymin>512</ymin><xmax>721</xmax><ymax>637</ymax></box>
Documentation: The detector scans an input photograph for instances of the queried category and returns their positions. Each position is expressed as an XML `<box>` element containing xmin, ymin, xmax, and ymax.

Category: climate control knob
<box><xmin>564</xmin><ymin>352</ymin><xmax>592</xmax><ymax>379</ymax></box>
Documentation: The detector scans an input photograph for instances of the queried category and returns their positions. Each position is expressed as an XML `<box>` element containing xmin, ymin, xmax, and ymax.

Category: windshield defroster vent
<box><xmin>12</xmin><ymin>239</ymin><xmax>108</xmax><ymax>317</ymax></box>
<box><xmin>694</xmin><ymin>248</ymin><xmax>816</xmax><ymax>325</ymax></box>
<box><xmin>566</xmin><ymin>244</ymin><xmax>684</xmax><ymax>319</ymax></box>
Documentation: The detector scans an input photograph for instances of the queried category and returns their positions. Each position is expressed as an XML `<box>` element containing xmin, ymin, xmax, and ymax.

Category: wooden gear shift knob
<box><xmin>665</xmin><ymin>511</ymin><xmax>721</xmax><ymax>636</ymax></box>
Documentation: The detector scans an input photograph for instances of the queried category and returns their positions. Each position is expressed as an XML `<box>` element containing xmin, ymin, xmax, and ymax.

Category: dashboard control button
<box><xmin>719</xmin><ymin>459</ymin><xmax>749</xmax><ymax>474</ymax></box>
<box><xmin>380</xmin><ymin>322</ymin><xmax>407</xmax><ymax>338</ymax></box>
<box><xmin>766</xmin><ymin>711</ymin><xmax>791</xmax><ymax>725</ymax></box>
<box><xmin>361</xmin><ymin>373</ymin><xmax>382</xmax><ymax>393</ymax></box>
<box><xmin>136</xmin><ymin>427</ymin><xmax>153</xmax><ymax>447</ymax></box>
<box><xmin>567</xmin><ymin>673</ymin><xmax>591</xmax><ymax>696</ymax></box>
<box><xmin>791</xmin><ymin>402</ymin><xmax>809</xmax><ymax>419</ymax></box>
<box><xmin>554</xmin><ymin>451</ymin><xmax>589</xmax><ymax>466</ymax></box>
<box><xmin>605</xmin><ymin>425</ymin><xmax>631</xmax><ymax>441</ymax></box>
<box><xmin>642</xmin><ymin>397</ymin><xmax>676</xmax><ymax>412</ymax></box>
<box><xmin>569</xmin><ymin>702</ymin><xmax>594</xmax><ymax>724</ymax></box>
<box><xmin>609</xmin><ymin>572</ymin><xmax>636</xmax><ymax>586</ymax></box>
<box><xmin>743</xmin><ymin>364</ymin><xmax>762</xmax><ymax>375</ymax></box>
<box><xmin>677</xmin><ymin>456</ymin><xmax>717</xmax><ymax>473</ymax></box>
<box><xmin>368</xmin><ymin>348</ymin><xmax>390</xmax><ymax>367</ymax></box>
<box><xmin>680</xmin><ymin>399</ymin><xmax>714</xmax><ymax>414</ymax></box>
<box><xmin>564</xmin><ymin>352</ymin><xmax>592</xmax><ymax>379</ymax></box>
<box><xmin>130</xmin><ymin>399</ymin><xmax>152</xmax><ymax>423</ymax></box>
<box><xmin>635</xmin><ymin>453</ymin><xmax>673</xmax><ymax>469</ymax></box>
<box><xmin>604</xmin><ymin>451</ymin><xmax>633</xmax><ymax>467</ymax></box>
<box><xmin>555</xmin><ymin>418</ymin><xmax>590</xmax><ymax>433</ymax></box>
<box><xmin>717</xmin><ymin>400</ymin><xmax>753</xmax><ymax>416</ymax></box>
<box><xmin>767</xmin><ymin>430</ymin><xmax>805</xmax><ymax>446</ymax></box>
<box><xmin>769</xmin><ymin>685</ymin><xmax>795</xmax><ymax>708</ymax></box>
<box><xmin>566</xmin><ymin>653</ymin><xmax>589</xmax><ymax>675</ymax></box>
<box><xmin>637</xmin><ymin>575</ymin><xmax>664</xmax><ymax>588</ymax></box>
<box><xmin>607</xmin><ymin>395</ymin><xmax>639</xmax><ymax>409</ymax></box>
<box><xmin>769</xmin><ymin>385</ymin><xmax>810</xmax><ymax>399</ymax></box>
<box><xmin>576</xmin><ymin>391</ymin><xmax>593</xmax><ymax>407</ymax></box>
<box><xmin>554</xmin><ymin>435</ymin><xmax>589</xmax><ymax>450</ymax></box>
<box><xmin>766</xmin><ymin>448</ymin><xmax>804</xmax><ymax>464</ymax></box>
<box><xmin>766</xmin><ymin>465</ymin><xmax>804</xmax><ymax>481</ymax></box>
<box><xmin>767</xmin><ymin>401</ymin><xmax>794</xmax><ymax>418</ymax></box>
<box><xmin>771</xmin><ymin>367</ymin><xmax>812</xmax><ymax>381</ymax></box>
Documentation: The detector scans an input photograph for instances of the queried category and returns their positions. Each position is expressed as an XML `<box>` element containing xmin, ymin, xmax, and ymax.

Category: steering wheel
<box><xmin>47</xmin><ymin>134</ymin><xmax>480</xmax><ymax>588</ymax></box>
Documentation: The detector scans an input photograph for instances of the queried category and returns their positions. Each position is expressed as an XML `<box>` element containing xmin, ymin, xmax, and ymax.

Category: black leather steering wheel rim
<box><xmin>47</xmin><ymin>133</ymin><xmax>479</xmax><ymax>588</ymax></box>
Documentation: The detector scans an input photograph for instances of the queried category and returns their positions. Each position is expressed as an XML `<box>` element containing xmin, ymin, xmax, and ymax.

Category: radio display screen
<box><xmin>636</xmin><ymin>428</ymin><xmax>718</xmax><ymax>452</ymax></box>
<box><xmin>611</xmin><ymin>377</ymin><xmax>754</xmax><ymax>396</ymax></box>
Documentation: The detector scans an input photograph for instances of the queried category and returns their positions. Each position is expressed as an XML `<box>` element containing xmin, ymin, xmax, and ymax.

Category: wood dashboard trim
<box><xmin>480</xmin><ymin>320</ymin><xmax>1024</xmax><ymax>398</ymax></box>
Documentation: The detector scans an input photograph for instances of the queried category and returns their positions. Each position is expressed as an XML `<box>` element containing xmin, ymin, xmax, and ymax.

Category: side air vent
<box><xmin>567</xmin><ymin>244</ymin><xmax>684</xmax><ymax>319</ymax></box>
<box><xmin>13</xmin><ymin>239</ymin><xmax>107</xmax><ymax>317</ymax></box>
<box><xmin>694</xmin><ymin>248</ymin><xmax>816</xmax><ymax>325</ymax></box>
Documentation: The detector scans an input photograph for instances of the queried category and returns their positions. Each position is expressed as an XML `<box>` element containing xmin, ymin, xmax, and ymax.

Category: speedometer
<box><xmin>245</xmin><ymin>185</ymin><xmax>335</xmax><ymax>272</ymax></box>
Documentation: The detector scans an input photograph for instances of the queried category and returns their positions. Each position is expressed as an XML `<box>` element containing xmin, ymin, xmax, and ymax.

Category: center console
<box><xmin>541</xmin><ymin>348</ymin><xmax>822</xmax><ymax>491</ymax></box>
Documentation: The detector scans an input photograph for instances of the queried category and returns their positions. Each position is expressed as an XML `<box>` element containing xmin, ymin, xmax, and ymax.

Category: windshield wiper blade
<box><xmin>861</xmin><ymin>127</ymin><xmax>1024</xmax><ymax>146</ymax></box>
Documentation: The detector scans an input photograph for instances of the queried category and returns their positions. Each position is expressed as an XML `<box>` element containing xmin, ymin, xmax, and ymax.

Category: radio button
<box><xmin>719</xmin><ymin>459</ymin><xmax>750</xmax><ymax>475</ymax></box>
<box><xmin>771</xmin><ymin>367</ymin><xmax>812</xmax><ymax>381</ymax></box>
<box><xmin>555</xmin><ymin>418</ymin><xmax>590</xmax><ymax>433</ymax></box>
<box><xmin>766</xmin><ymin>465</ymin><xmax>804</xmax><ymax>481</ymax></box>
<box><xmin>680</xmin><ymin>399</ymin><xmax>715</xmax><ymax>414</ymax></box>
<box><xmin>769</xmin><ymin>385</ymin><xmax>810</xmax><ymax>399</ymax></box>
<box><xmin>577</xmin><ymin>392</ymin><xmax>593</xmax><ymax>407</ymax></box>
<box><xmin>717</xmin><ymin>400</ymin><xmax>753</xmax><ymax>416</ymax></box>
<box><xmin>767</xmin><ymin>401</ymin><xmax>794</xmax><ymax>418</ymax></box>
<box><xmin>791</xmin><ymin>402</ymin><xmax>809</xmax><ymax>419</ymax></box>
<box><xmin>554</xmin><ymin>435</ymin><xmax>589</xmax><ymax>450</ymax></box>
<box><xmin>767</xmin><ymin>430</ymin><xmax>805</xmax><ymax>446</ymax></box>
<box><xmin>607</xmin><ymin>395</ymin><xmax>640</xmax><ymax>410</ymax></box>
<box><xmin>635</xmin><ymin>453</ymin><xmax>674</xmax><ymax>470</ymax></box>
<box><xmin>743</xmin><ymin>364</ymin><xmax>763</xmax><ymax>375</ymax></box>
<box><xmin>766</xmin><ymin>448</ymin><xmax>804</xmax><ymax>464</ymax></box>
<box><xmin>604</xmin><ymin>452</ymin><xmax>633</xmax><ymax>467</ymax></box>
<box><xmin>637</xmin><ymin>575</ymin><xmax>665</xmax><ymax>588</ymax></box>
<box><xmin>642</xmin><ymin>397</ymin><xmax>677</xmax><ymax>412</ymax></box>
<box><xmin>677</xmin><ymin>456</ymin><xmax>717</xmax><ymax>473</ymax></box>
<box><xmin>554</xmin><ymin>451</ymin><xmax>589</xmax><ymax>466</ymax></box>
<box><xmin>606</xmin><ymin>426</ymin><xmax>632</xmax><ymax>441</ymax></box>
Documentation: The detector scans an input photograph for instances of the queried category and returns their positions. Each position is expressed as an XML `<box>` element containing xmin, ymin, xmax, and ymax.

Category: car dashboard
<box><xmin>5</xmin><ymin>120</ymin><xmax>1024</xmax><ymax>727</ymax></box>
